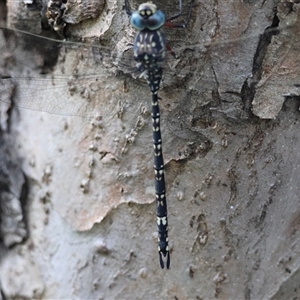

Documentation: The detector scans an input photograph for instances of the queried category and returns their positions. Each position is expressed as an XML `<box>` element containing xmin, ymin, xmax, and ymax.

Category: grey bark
<box><xmin>1</xmin><ymin>0</ymin><xmax>300</xmax><ymax>299</ymax></box>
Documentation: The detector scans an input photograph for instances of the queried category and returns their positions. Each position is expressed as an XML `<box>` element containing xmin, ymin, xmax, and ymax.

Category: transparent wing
<box><xmin>0</xmin><ymin>27</ymin><xmax>215</xmax><ymax>118</ymax></box>
<box><xmin>1</xmin><ymin>19</ymin><xmax>300</xmax><ymax>119</ymax></box>
<box><xmin>0</xmin><ymin>27</ymin><xmax>139</xmax><ymax>117</ymax></box>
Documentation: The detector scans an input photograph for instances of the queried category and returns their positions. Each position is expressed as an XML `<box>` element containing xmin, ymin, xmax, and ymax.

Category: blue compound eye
<box><xmin>146</xmin><ymin>10</ymin><xmax>165</xmax><ymax>30</ymax></box>
<box><xmin>130</xmin><ymin>11</ymin><xmax>146</xmax><ymax>30</ymax></box>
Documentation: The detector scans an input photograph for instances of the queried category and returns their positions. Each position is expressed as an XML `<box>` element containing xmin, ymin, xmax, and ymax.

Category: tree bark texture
<box><xmin>1</xmin><ymin>0</ymin><xmax>300</xmax><ymax>299</ymax></box>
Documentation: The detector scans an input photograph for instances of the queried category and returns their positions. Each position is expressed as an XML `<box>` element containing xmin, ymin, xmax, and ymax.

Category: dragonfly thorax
<box><xmin>134</xmin><ymin>29</ymin><xmax>166</xmax><ymax>74</ymax></box>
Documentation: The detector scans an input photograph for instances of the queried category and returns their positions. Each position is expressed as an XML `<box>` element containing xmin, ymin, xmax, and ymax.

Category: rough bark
<box><xmin>1</xmin><ymin>0</ymin><xmax>300</xmax><ymax>299</ymax></box>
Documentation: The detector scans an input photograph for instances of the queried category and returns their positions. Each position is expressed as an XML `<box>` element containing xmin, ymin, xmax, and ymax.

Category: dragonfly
<box><xmin>125</xmin><ymin>0</ymin><xmax>194</xmax><ymax>269</ymax></box>
<box><xmin>1</xmin><ymin>0</ymin><xmax>298</xmax><ymax>269</ymax></box>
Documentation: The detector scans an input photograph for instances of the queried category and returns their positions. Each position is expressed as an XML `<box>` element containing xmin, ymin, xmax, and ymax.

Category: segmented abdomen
<box><xmin>152</xmin><ymin>92</ymin><xmax>170</xmax><ymax>269</ymax></box>
<box><xmin>134</xmin><ymin>24</ymin><xmax>170</xmax><ymax>269</ymax></box>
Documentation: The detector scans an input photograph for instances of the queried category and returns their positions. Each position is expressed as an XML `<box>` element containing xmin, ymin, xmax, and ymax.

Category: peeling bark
<box><xmin>1</xmin><ymin>0</ymin><xmax>300</xmax><ymax>299</ymax></box>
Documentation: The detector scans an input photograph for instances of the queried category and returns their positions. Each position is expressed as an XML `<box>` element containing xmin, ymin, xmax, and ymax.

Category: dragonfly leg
<box><xmin>124</xmin><ymin>0</ymin><xmax>132</xmax><ymax>16</ymax></box>
<box><xmin>166</xmin><ymin>0</ymin><xmax>183</xmax><ymax>22</ymax></box>
<box><xmin>165</xmin><ymin>0</ymin><xmax>195</xmax><ymax>28</ymax></box>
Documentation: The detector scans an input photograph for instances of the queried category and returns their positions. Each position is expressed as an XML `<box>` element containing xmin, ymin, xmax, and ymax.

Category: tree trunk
<box><xmin>1</xmin><ymin>0</ymin><xmax>300</xmax><ymax>299</ymax></box>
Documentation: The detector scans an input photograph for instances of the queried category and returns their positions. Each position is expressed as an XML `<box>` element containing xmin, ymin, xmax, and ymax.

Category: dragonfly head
<box><xmin>130</xmin><ymin>2</ymin><xmax>166</xmax><ymax>31</ymax></box>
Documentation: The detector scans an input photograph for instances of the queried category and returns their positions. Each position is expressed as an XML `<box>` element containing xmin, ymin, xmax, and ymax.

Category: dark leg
<box><xmin>166</xmin><ymin>0</ymin><xmax>183</xmax><ymax>22</ymax></box>
<box><xmin>124</xmin><ymin>0</ymin><xmax>132</xmax><ymax>16</ymax></box>
<box><xmin>165</xmin><ymin>0</ymin><xmax>194</xmax><ymax>28</ymax></box>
